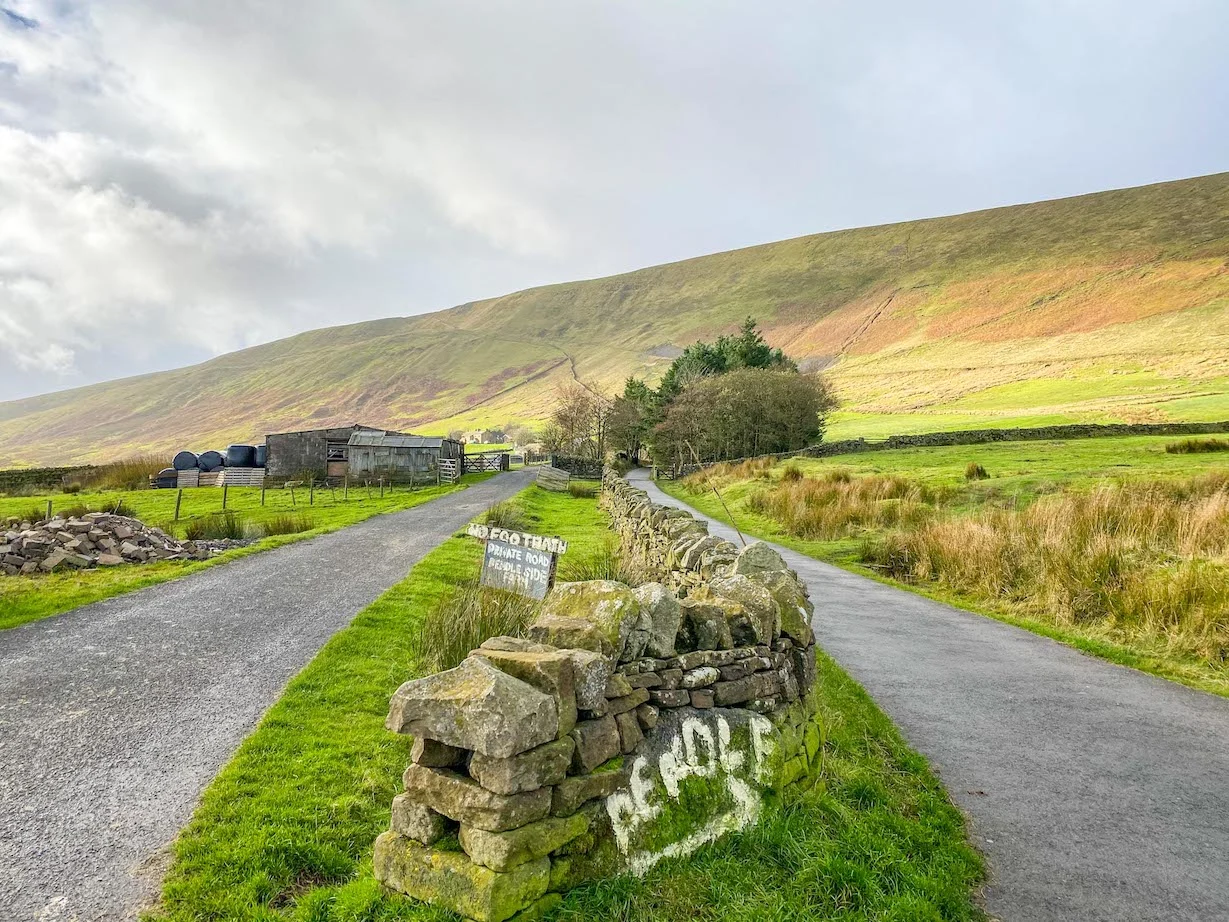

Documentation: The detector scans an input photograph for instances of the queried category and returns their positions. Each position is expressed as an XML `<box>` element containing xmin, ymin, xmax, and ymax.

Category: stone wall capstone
<box><xmin>372</xmin><ymin>472</ymin><xmax>823</xmax><ymax>921</ymax></box>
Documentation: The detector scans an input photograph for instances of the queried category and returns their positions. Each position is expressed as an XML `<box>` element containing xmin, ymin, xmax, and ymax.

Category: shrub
<box><xmin>15</xmin><ymin>505</ymin><xmax>45</xmax><ymax>526</ymax></box>
<box><xmin>482</xmin><ymin>500</ymin><xmax>528</xmax><ymax>531</ymax></box>
<box><xmin>259</xmin><ymin>513</ymin><xmax>316</xmax><ymax>536</ymax></box>
<box><xmin>965</xmin><ymin>462</ymin><xmax>989</xmax><ymax>481</ymax></box>
<box><xmin>416</xmin><ymin>582</ymin><xmax>541</xmax><ymax>673</ymax></box>
<box><xmin>61</xmin><ymin>481</ymin><xmax>82</xmax><ymax>494</ymax></box>
<box><xmin>1166</xmin><ymin>438</ymin><xmax>1229</xmax><ymax>454</ymax></box>
<box><xmin>183</xmin><ymin>512</ymin><xmax>246</xmax><ymax>541</ymax></box>
<box><xmin>557</xmin><ymin>538</ymin><xmax>646</xmax><ymax>586</ymax></box>
<box><xmin>567</xmin><ymin>481</ymin><xmax>598</xmax><ymax>499</ymax></box>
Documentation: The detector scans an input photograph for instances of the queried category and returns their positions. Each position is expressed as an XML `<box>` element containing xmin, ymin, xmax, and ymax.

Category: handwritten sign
<box><xmin>467</xmin><ymin>523</ymin><xmax>566</xmax><ymax>599</ymax></box>
<box><xmin>466</xmin><ymin>523</ymin><xmax>568</xmax><ymax>555</ymax></box>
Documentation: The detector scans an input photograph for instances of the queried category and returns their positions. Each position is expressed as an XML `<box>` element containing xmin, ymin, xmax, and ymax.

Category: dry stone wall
<box><xmin>372</xmin><ymin>474</ymin><xmax>823</xmax><ymax>921</ymax></box>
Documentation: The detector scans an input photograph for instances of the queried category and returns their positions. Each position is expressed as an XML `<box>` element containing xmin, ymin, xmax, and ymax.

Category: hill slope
<box><xmin>3</xmin><ymin>172</ymin><xmax>1229</xmax><ymax>466</ymax></box>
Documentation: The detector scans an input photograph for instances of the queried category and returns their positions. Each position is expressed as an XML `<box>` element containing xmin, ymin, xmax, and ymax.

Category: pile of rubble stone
<box><xmin>0</xmin><ymin>511</ymin><xmax>210</xmax><ymax>576</ymax></box>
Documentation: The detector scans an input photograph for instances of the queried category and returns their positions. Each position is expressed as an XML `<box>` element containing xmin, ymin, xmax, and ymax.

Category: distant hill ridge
<box><xmin>3</xmin><ymin>171</ymin><xmax>1228</xmax><ymax>466</ymax></box>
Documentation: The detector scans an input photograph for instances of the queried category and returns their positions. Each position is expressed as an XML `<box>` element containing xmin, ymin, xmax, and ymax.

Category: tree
<box><xmin>649</xmin><ymin>367</ymin><xmax>836</xmax><ymax>470</ymax></box>
<box><xmin>658</xmin><ymin>317</ymin><xmax>794</xmax><ymax>400</ymax></box>
<box><xmin>607</xmin><ymin>377</ymin><xmax>661</xmax><ymax>460</ymax></box>
<box><xmin>546</xmin><ymin>382</ymin><xmax>612</xmax><ymax>459</ymax></box>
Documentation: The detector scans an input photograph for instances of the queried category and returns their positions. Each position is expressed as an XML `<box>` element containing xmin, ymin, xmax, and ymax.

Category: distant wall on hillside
<box><xmin>659</xmin><ymin>420</ymin><xmax>1229</xmax><ymax>478</ymax></box>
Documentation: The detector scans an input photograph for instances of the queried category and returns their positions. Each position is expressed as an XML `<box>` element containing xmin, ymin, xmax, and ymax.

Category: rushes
<box><xmin>183</xmin><ymin>511</ymin><xmax>246</xmax><ymax>541</ymax></box>
<box><xmin>749</xmin><ymin>469</ymin><xmax>944</xmax><ymax>540</ymax></box>
<box><xmin>482</xmin><ymin>500</ymin><xmax>529</xmax><ymax>531</ymax></box>
<box><xmin>1165</xmin><ymin>438</ymin><xmax>1229</xmax><ymax>454</ymax></box>
<box><xmin>258</xmin><ymin>512</ymin><xmax>316</xmax><ymax>536</ymax></box>
<box><xmin>416</xmin><ymin>582</ymin><xmax>540</xmax><ymax>673</ymax></box>
<box><xmin>863</xmin><ymin>473</ymin><xmax>1229</xmax><ymax>663</ymax></box>
<box><xmin>557</xmin><ymin>537</ymin><xmax>646</xmax><ymax>586</ymax></box>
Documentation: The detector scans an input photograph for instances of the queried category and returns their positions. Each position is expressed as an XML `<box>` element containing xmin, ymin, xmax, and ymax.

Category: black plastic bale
<box><xmin>225</xmin><ymin>444</ymin><xmax>256</xmax><ymax>468</ymax></box>
<box><xmin>154</xmin><ymin>468</ymin><xmax>179</xmax><ymax>489</ymax></box>
<box><xmin>254</xmin><ymin>444</ymin><xmax>267</xmax><ymax>468</ymax></box>
<box><xmin>172</xmin><ymin>450</ymin><xmax>199</xmax><ymax>471</ymax></box>
<box><xmin>197</xmin><ymin>450</ymin><xmax>225</xmax><ymax>471</ymax></box>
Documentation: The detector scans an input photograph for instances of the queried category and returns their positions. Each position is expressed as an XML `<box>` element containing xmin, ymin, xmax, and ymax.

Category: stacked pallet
<box><xmin>219</xmin><ymin>467</ymin><xmax>265</xmax><ymax>486</ymax></box>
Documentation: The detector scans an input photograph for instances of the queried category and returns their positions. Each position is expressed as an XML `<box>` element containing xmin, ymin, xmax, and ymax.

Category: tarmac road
<box><xmin>629</xmin><ymin>468</ymin><xmax>1229</xmax><ymax>922</ymax></box>
<box><xmin>0</xmin><ymin>469</ymin><xmax>533</xmax><ymax>922</ymax></box>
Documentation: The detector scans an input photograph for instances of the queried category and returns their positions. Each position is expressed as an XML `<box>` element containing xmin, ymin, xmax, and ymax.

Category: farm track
<box><xmin>0</xmin><ymin>469</ymin><xmax>533</xmax><ymax>922</ymax></box>
<box><xmin>630</xmin><ymin>469</ymin><xmax>1229</xmax><ymax>922</ymax></box>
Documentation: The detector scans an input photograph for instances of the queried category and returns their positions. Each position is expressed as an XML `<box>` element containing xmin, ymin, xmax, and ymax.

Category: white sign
<box><xmin>466</xmin><ymin>523</ymin><xmax>568</xmax><ymax>555</ymax></box>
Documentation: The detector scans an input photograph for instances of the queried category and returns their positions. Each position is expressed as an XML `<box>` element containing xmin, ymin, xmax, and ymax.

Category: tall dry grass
<box><xmin>747</xmin><ymin>469</ymin><xmax>946</xmax><ymax>540</ymax></box>
<box><xmin>416</xmin><ymin>582</ymin><xmax>541</xmax><ymax>673</ymax></box>
<box><xmin>864</xmin><ymin>472</ymin><xmax>1229</xmax><ymax>663</ymax></box>
<box><xmin>80</xmin><ymin>455</ymin><xmax>166</xmax><ymax>491</ymax></box>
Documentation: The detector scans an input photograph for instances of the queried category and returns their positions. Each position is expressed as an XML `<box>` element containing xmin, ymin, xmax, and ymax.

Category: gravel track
<box><xmin>0</xmin><ymin>470</ymin><xmax>533</xmax><ymax>922</ymax></box>
<box><xmin>631</xmin><ymin>469</ymin><xmax>1229</xmax><ymax>922</ymax></box>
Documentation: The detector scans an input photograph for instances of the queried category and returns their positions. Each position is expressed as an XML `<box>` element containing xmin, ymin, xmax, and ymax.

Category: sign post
<box><xmin>466</xmin><ymin>523</ymin><xmax>568</xmax><ymax>600</ymax></box>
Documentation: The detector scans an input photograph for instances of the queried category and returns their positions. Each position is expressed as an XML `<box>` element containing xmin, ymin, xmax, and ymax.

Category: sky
<box><xmin>1</xmin><ymin>1</ymin><xmax>1227</xmax><ymax>403</ymax></box>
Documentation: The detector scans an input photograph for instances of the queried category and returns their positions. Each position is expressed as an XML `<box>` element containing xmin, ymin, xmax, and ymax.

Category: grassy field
<box><xmin>2</xmin><ymin>171</ymin><xmax>1228</xmax><ymax>465</ymax></box>
<box><xmin>0</xmin><ymin>479</ymin><xmax>479</xmax><ymax>632</ymax></box>
<box><xmin>661</xmin><ymin>434</ymin><xmax>1229</xmax><ymax>696</ymax></box>
<box><xmin>149</xmin><ymin>485</ymin><xmax>983</xmax><ymax>922</ymax></box>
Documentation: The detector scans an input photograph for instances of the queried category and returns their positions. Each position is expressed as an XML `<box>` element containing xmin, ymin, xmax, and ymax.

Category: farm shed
<box><xmin>264</xmin><ymin>424</ymin><xmax>389</xmax><ymax>481</ymax></box>
<box><xmin>346</xmin><ymin>432</ymin><xmax>463</xmax><ymax>482</ymax></box>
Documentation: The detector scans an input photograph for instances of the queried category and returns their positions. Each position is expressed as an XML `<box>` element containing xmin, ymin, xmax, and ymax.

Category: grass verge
<box><xmin>148</xmin><ymin>484</ymin><xmax>983</xmax><ymax>922</ymax></box>
<box><xmin>659</xmin><ymin>452</ymin><xmax>1229</xmax><ymax>698</ymax></box>
<box><xmin>0</xmin><ymin>479</ymin><xmax>483</xmax><ymax>632</ymax></box>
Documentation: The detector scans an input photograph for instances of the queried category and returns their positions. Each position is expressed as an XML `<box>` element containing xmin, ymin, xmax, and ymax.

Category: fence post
<box><xmin>222</xmin><ymin>484</ymin><xmax>228</xmax><ymax>511</ymax></box>
<box><xmin>366</xmin><ymin>480</ymin><xmax>372</xmax><ymax>500</ymax></box>
<box><xmin>46</xmin><ymin>499</ymin><xmax>52</xmax><ymax>521</ymax></box>
<box><xmin>174</xmin><ymin>489</ymin><xmax>183</xmax><ymax>521</ymax></box>
<box><xmin>261</xmin><ymin>484</ymin><xmax>266</xmax><ymax>507</ymax></box>
<box><xmin>290</xmin><ymin>484</ymin><xmax>296</xmax><ymax>507</ymax></box>
<box><xmin>309</xmin><ymin>478</ymin><xmax>314</xmax><ymax>506</ymax></box>
<box><xmin>344</xmin><ymin>476</ymin><xmax>349</xmax><ymax>501</ymax></box>
<box><xmin>379</xmin><ymin>477</ymin><xmax>384</xmax><ymax>499</ymax></box>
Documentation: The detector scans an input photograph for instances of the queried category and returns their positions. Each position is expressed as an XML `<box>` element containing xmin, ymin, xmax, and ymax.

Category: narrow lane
<box><xmin>0</xmin><ymin>470</ymin><xmax>533</xmax><ymax>922</ymax></box>
<box><xmin>631</xmin><ymin>469</ymin><xmax>1229</xmax><ymax>922</ymax></box>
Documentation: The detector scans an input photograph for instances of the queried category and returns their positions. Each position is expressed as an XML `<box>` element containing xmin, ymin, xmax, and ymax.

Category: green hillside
<box><xmin>3</xmin><ymin>171</ymin><xmax>1228</xmax><ymax>466</ymax></box>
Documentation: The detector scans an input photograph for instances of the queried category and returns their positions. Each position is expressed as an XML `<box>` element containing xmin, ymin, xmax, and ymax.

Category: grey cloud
<box><xmin>0</xmin><ymin>0</ymin><xmax>1226</xmax><ymax>401</ymax></box>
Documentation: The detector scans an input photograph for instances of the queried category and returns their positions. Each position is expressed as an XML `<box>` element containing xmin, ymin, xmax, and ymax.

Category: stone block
<box><xmin>632</xmin><ymin>582</ymin><xmax>682</xmax><ymax>657</ymax></box>
<box><xmin>712</xmin><ymin>677</ymin><xmax>757</xmax><ymax>707</ymax></box>
<box><xmin>470</xmin><ymin>737</ymin><xmax>574</xmax><ymax>796</ymax></box>
<box><xmin>551</xmin><ymin>762</ymin><xmax>628</xmax><ymax>816</ymax></box>
<box><xmin>626</xmin><ymin>671</ymin><xmax>661</xmax><ymax>689</ymax></box>
<box><xmin>474</xmin><ymin>648</ymin><xmax>578</xmax><ymax>739</ymax></box>
<box><xmin>374</xmin><ymin>831</ymin><xmax>548</xmax><ymax>922</ymax></box>
<box><xmin>605</xmin><ymin>687</ymin><xmax>650</xmax><ymax>716</ymax></box>
<box><xmin>732</xmin><ymin>541</ymin><xmax>789</xmax><ymax>575</ymax></box>
<box><xmin>387</xmin><ymin>657</ymin><xmax>558</xmax><ymax>759</ymax></box>
<box><xmin>678</xmin><ymin>598</ymin><xmax>733</xmax><ymax>651</ymax></box>
<box><xmin>635</xmin><ymin>702</ymin><xmax>658</xmax><ymax>731</ymax></box>
<box><xmin>402</xmin><ymin>764</ymin><xmax>551</xmax><ymax>832</ymax></box>
<box><xmin>708</xmin><ymin>575</ymin><xmax>780</xmax><ymax>644</ymax></box>
<box><xmin>749</xmin><ymin>570</ymin><xmax>815</xmax><ymax>646</ymax></box>
<box><xmin>649</xmin><ymin>689</ymin><xmax>690</xmax><ymax>708</ymax></box>
<box><xmin>509</xmin><ymin>892</ymin><xmax>563</xmax><ymax>921</ymax></box>
<box><xmin>658</xmin><ymin>668</ymin><xmax>683</xmax><ymax>689</ymax></box>
<box><xmin>460</xmin><ymin>812</ymin><xmax>589</xmax><ymax>871</ymax></box>
<box><xmin>527</xmin><ymin>614</ymin><xmax>614</xmax><ymax>658</ymax></box>
<box><xmin>604</xmin><ymin>673</ymin><xmax>633</xmax><ymax>698</ymax></box>
<box><xmin>615</xmin><ymin>711</ymin><xmax>643</xmax><ymax>753</ymax></box>
<box><xmin>412</xmin><ymin>737</ymin><xmax>468</xmax><ymax>768</ymax></box>
<box><xmin>539</xmin><ymin>580</ymin><xmax>648</xmax><ymax>662</ymax></box>
<box><xmin>681</xmin><ymin>666</ymin><xmax>719</xmax><ymax>689</ymax></box>
<box><xmin>391</xmin><ymin>793</ymin><xmax>453</xmax><ymax>845</ymax></box>
<box><xmin>690</xmin><ymin>689</ymin><xmax>715</xmax><ymax>709</ymax></box>
<box><xmin>569</xmin><ymin>717</ymin><xmax>621</xmax><ymax>773</ymax></box>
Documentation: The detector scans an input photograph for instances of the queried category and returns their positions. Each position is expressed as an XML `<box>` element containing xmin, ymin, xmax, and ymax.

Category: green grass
<box><xmin>662</xmin><ymin>434</ymin><xmax>1229</xmax><ymax>696</ymax></box>
<box><xmin>0</xmin><ymin>478</ymin><xmax>483</xmax><ymax>632</ymax></box>
<box><xmin>149</xmin><ymin>485</ymin><xmax>983</xmax><ymax>922</ymax></box>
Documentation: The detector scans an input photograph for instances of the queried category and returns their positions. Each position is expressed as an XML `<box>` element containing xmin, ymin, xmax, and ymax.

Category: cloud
<box><xmin>0</xmin><ymin>0</ymin><xmax>1226</xmax><ymax>401</ymax></box>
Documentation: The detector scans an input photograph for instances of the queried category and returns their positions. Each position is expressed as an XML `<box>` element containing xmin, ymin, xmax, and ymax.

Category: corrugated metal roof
<box><xmin>347</xmin><ymin>432</ymin><xmax>448</xmax><ymax>449</ymax></box>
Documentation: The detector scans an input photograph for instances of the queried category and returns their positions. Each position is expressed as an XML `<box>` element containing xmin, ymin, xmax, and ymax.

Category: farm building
<box><xmin>264</xmin><ymin>425</ymin><xmax>385</xmax><ymax>480</ymax></box>
<box><xmin>347</xmin><ymin>431</ymin><xmax>463</xmax><ymax>481</ymax></box>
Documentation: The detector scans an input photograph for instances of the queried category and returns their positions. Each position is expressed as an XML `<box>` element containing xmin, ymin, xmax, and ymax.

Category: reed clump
<box><xmin>748</xmin><ymin>469</ymin><xmax>946</xmax><ymax>540</ymax></box>
<box><xmin>863</xmin><ymin>472</ymin><xmax>1229</xmax><ymax>663</ymax></box>
<box><xmin>416</xmin><ymin>582</ymin><xmax>541</xmax><ymax>673</ymax></box>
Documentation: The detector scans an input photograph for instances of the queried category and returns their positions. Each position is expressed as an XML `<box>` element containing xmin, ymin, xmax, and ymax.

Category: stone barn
<box><xmin>346</xmin><ymin>431</ymin><xmax>463</xmax><ymax>482</ymax></box>
<box><xmin>264</xmin><ymin>424</ymin><xmax>389</xmax><ymax>481</ymax></box>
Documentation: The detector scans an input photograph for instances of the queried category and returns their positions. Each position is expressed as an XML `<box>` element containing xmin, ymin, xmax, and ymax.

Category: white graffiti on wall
<box><xmin>606</xmin><ymin>713</ymin><xmax>776</xmax><ymax>875</ymax></box>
